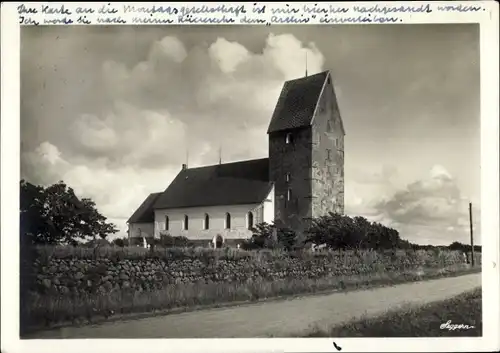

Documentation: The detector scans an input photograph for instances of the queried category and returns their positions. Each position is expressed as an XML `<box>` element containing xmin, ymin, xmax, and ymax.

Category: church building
<box><xmin>127</xmin><ymin>70</ymin><xmax>345</xmax><ymax>248</ymax></box>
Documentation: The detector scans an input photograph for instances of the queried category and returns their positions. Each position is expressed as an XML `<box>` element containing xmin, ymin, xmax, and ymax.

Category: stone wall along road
<box><xmin>28</xmin><ymin>273</ymin><xmax>480</xmax><ymax>339</ymax></box>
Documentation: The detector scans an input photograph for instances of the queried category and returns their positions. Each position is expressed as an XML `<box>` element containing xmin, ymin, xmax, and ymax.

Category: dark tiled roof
<box><xmin>153</xmin><ymin>158</ymin><xmax>272</xmax><ymax>210</ymax></box>
<box><xmin>127</xmin><ymin>192</ymin><xmax>162</xmax><ymax>223</ymax></box>
<box><xmin>267</xmin><ymin>71</ymin><xmax>330</xmax><ymax>134</ymax></box>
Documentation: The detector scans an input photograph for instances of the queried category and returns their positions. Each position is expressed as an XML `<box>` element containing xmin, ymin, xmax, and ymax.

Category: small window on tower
<box><xmin>285</xmin><ymin>173</ymin><xmax>291</xmax><ymax>182</ymax></box>
<box><xmin>285</xmin><ymin>133</ymin><xmax>293</xmax><ymax>144</ymax></box>
<box><xmin>326</xmin><ymin>120</ymin><xmax>333</xmax><ymax>133</ymax></box>
<box><xmin>287</xmin><ymin>188</ymin><xmax>292</xmax><ymax>201</ymax></box>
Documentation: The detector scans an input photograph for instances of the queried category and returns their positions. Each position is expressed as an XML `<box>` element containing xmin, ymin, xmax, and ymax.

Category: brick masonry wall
<box><xmin>268</xmin><ymin>74</ymin><xmax>346</xmax><ymax>234</ymax></box>
<box><xmin>269</xmin><ymin>127</ymin><xmax>313</xmax><ymax>234</ymax></box>
<box><xmin>311</xmin><ymin>76</ymin><xmax>345</xmax><ymax>218</ymax></box>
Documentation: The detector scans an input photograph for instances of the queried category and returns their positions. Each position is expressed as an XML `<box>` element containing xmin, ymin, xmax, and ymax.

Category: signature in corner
<box><xmin>440</xmin><ymin>320</ymin><xmax>475</xmax><ymax>331</ymax></box>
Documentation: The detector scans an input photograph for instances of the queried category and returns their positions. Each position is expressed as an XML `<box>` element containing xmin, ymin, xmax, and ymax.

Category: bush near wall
<box><xmin>243</xmin><ymin>215</ymin><xmax>414</xmax><ymax>251</ymax></box>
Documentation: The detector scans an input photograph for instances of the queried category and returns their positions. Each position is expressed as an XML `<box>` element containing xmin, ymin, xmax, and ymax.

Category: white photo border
<box><xmin>1</xmin><ymin>2</ymin><xmax>499</xmax><ymax>352</ymax></box>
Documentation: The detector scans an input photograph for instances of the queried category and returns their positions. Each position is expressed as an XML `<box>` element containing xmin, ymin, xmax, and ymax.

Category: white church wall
<box><xmin>129</xmin><ymin>186</ymin><xmax>275</xmax><ymax>243</ymax></box>
<box><xmin>154</xmin><ymin>186</ymin><xmax>274</xmax><ymax>241</ymax></box>
<box><xmin>154</xmin><ymin>203</ymin><xmax>261</xmax><ymax>240</ymax></box>
<box><xmin>263</xmin><ymin>185</ymin><xmax>275</xmax><ymax>224</ymax></box>
<box><xmin>128</xmin><ymin>222</ymin><xmax>154</xmax><ymax>240</ymax></box>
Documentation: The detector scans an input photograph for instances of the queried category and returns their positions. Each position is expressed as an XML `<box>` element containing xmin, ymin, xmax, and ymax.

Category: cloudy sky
<box><xmin>20</xmin><ymin>24</ymin><xmax>480</xmax><ymax>245</ymax></box>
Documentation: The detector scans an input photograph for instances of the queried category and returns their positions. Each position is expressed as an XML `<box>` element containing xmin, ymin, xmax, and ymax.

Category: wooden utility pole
<box><xmin>305</xmin><ymin>51</ymin><xmax>308</xmax><ymax>77</ymax></box>
<box><xmin>469</xmin><ymin>202</ymin><xmax>475</xmax><ymax>267</ymax></box>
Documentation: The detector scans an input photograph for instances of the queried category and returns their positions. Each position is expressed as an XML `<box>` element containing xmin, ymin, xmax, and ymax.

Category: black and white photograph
<box><xmin>10</xmin><ymin>19</ymin><xmax>490</xmax><ymax>342</ymax></box>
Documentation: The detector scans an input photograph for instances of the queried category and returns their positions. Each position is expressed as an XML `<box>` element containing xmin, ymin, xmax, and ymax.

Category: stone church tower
<box><xmin>267</xmin><ymin>70</ymin><xmax>345</xmax><ymax>234</ymax></box>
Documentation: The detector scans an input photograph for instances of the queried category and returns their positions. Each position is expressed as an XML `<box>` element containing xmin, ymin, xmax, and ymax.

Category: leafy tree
<box><xmin>448</xmin><ymin>241</ymin><xmax>481</xmax><ymax>253</ymax></box>
<box><xmin>20</xmin><ymin>180</ymin><xmax>118</xmax><ymax>245</ymax></box>
<box><xmin>306</xmin><ymin>213</ymin><xmax>355</xmax><ymax>249</ymax></box>
<box><xmin>20</xmin><ymin>180</ymin><xmax>51</xmax><ymax>243</ymax></box>
<box><xmin>449</xmin><ymin>241</ymin><xmax>465</xmax><ymax>251</ymax></box>
<box><xmin>305</xmin><ymin>212</ymin><xmax>406</xmax><ymax>250</ymax></box>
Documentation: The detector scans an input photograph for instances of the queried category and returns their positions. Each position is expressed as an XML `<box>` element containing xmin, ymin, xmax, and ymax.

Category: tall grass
<box><xmin>302</xmin><ymin>287</ymin><xmax>482</xmax><ymax>337</ymax></box>
<box><xmin>32</xmin><ymin>245</ymin><xmax>481</xmax><ymax>266</ymax></box>
<box><xmin>34</xmin><ymin>244</ymin><xmax>269</xmax><ymax>262</ymax></box>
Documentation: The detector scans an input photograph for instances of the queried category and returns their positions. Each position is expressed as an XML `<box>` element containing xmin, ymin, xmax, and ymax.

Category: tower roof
<box><xmin>267</xmin><ymin>71</ymin><xmax>330</xmax><ymax>134</ymax></box>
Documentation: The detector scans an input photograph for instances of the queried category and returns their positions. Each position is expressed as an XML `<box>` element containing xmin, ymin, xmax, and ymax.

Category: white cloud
<box><xmin>430</xmin><ymin>164</ymin><xmax>452</xmax><ymax>179</ymax></box>
<box><xmin>22</xmin><ymin>142</ymin><xmax>180</xmax><ymax>239</ymax></box>
<box><xmin>209</xmin><ymin>37</ymin><xmax>250</xmax><ymax>74</ymax></box>
<box><xmin>35</xmin><ymin>141</ymin><xmax>63</xmax><ymax>165</ymax></box>
<box><xmin>264</xmin><ymin>34</ymin><xmax>324</xmax><ymax>80</ymax></box>
<box><xmin>370</xmin><ymin>165</ymin><xmax>480</xmax><ymax>245</ymax></box>
<box><xmin>151</xmin><ymin>36</ymin><xmax>188</xmax><ymax>64</ymax></box>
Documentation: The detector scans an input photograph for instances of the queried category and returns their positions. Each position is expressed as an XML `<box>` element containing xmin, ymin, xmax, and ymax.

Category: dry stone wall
<box><xmin>29</xmin><ymin>249</ymin><xmax>480</xmax><ymax>297</ymax></box>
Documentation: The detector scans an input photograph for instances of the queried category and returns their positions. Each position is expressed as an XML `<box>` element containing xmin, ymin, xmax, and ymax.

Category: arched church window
<box><xmin>165</xmin><ymin>216</ymin><xmax>169</xmax><ymax>231</ymax></box>
<box><xmin>204</xmin><ymin>213</ymin><xmax>210</xmax><ymax>230</ymax></box>
<box><xmin>247</xmin><ymin>211</ymin><xmax>254</xmax><ymax>230</ymax></box>
<box><xmin>225</xmin><ymin>212</ymin><xmax>231</xmax><ymax>229</ymax></box>
<box><xmin>183</xmin><ymin>215</ymin><xmax>189</xmax><ymax>230</ymax></box>
<box><xmin>214</xmin><ymin>234</ymin><xmax>224</xmax><ymax>249</ymax></box>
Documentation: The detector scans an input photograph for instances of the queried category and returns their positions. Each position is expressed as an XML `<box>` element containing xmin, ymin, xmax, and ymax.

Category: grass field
<box><xmin>303</xmin><ymin>287</ymin><xmax>482</xmax><ymax>337</ymax></box>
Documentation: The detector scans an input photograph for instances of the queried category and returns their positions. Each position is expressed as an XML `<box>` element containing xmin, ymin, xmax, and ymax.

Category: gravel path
<box><xmin>30</xmin><ymin>273</ymin><xmax>481</xmax><ymax>338</ymax></box>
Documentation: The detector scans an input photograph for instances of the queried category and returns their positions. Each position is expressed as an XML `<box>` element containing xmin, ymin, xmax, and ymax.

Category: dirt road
<box><xmin>30</xmin><ymin>273</ymin><xmax>481</xmax><ymax>338</ymax></box>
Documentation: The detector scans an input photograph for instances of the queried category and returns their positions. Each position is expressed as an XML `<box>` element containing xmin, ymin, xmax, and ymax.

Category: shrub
<box><xmin>112</xmin><ymin>238</ymin><xmax>125</xmax><ymax>247</ymax></box>
<box><xmin>241</xmin><ymin>222</ymin><xmax>298</xmax><ymax>251</ymax></box>
<box><xmin>128</xmin><ymin>237</ymin><xmax>147</xmax><ymax>247</ymax></box>
<box><xmin>159</xmin><ymin>233</ymin><xmax>192</xmax><ymax>248</ymax></box>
